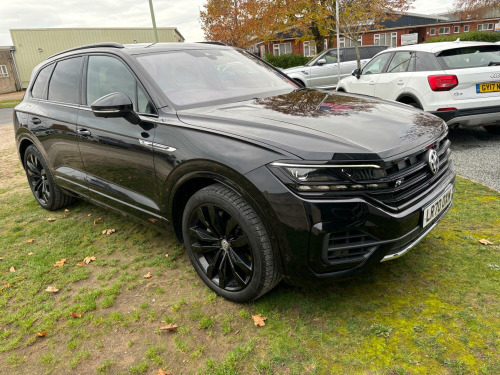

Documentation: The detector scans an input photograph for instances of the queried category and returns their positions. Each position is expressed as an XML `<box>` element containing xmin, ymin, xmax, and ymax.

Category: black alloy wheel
<box><xmin>23</xmin><ymin>145</ymin><xmax>75</xmax><ymax>210</ymax></box>
<box><xmin>182</xmin><ymin>184</ymin><xmax>280</xmax><ymax>302</ymax></box>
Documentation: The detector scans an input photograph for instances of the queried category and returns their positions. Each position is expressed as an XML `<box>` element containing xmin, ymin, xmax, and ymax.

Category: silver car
<box><xmin>283</xmin><ymin>45</ymin><xmax>387</xmax><ymax>89</ymax></box>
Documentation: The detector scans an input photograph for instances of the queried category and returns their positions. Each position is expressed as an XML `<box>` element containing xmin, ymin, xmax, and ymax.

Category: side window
<box><xmin>344</xmin><ymin>49</ymin><xmax>357</xmax><ymax>62</ymax></box>
<box><xmin>359</xmin><ymin>48</ymin><xmax>370</xmax><ymax>60</ymax></box>
<box><xmin>323</xmin><ymin>51</ymin><xmax>339</xmax><ymax>64</ymax></box>
<box><xmin>87</xmin><ymin>56</ymin><xmax>135</xmax><ymax>105</ymax></box>
<box><xmin>362</xmin><ymin>53</ymin><xmax>391</xmax><ymax>75</ymax></box>
<box><xmin>387</xmin><ymin>51</ymin><xmax>413</xmax><ymax>73</ymax></box>
<box><xmin>137</xmin><ymin>86</ymin><xmax>154</xmax><ymax>114</ymax></box>
<box><xmin>31</xmin><ymin>64</ymin><xmax>53</xmax><ymax>99</ymax></box>
<box><xmin>48</xmin><ymin>57</ymin><xmax>83</xmax><ymax>104</ymax></box>
<box><xmin>415</xmin><ymin>52</ymin><xmax>442</xmax><ymax>72</ymax></box>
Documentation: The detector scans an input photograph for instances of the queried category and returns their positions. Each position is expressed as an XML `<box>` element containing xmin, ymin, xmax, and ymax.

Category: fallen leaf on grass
<box><xmin>77</xmin><ymin>262</ymin><xmax>84</xmax><ymax>267</ymax></box>
<box><xmin>28</xmin><ymin>252</ymin><xmax>33</xmax><ymax>256</ymax></box>
<box><xmin>144</xmin><ymin>272</ymin><xmax>152</xmax><ymax>279</ymax></box>
<box><xmin>93</xmin><ymin>218</ymin><xmax>103</xmax><ymax>225</ymax></box>
<box><xmin>160</xmin><ymin>323</ymin><xmax>178</xmax><ymax>332</ymax></box>
<box><xmin>157</xmin><ymin>369</ymin><xmax>171</xmax><ymax>375</ymax></box>
<box><xmin>64</xmin><ymin>209</ymin><xmax>70</xmax><ymax>213</ymax></box>
<box><xmin>234</xmin><ymin>329</ymin><xmax>240</xmax><ymax>335</ymax></box>
<box><xmin>83</xmin><ymin>256</ymin><xmax>96</xmax><ymax>264</ymax></box>
<box><xmin>53</xmin><ymin>259</ymin><xmax>67</xmax><ymax>267</ymax></box>
<box><xmin>0</xmin><ymin>257</ymin><xmax>3</xmax><ymax>260</ymax></box>
<box><xmin>165</xmin><ymin>254</ymin><xmax>169</xmax><ymax>258</ymax></box>
<box><xmin>26</xmin><ymin>239</ymin><xmax>34</xmax><ymax>243</ymax></box>
<box><xmin>35</xmin><ymin>331</ymin><xmax>47</xmax><ymax>337</ymax></box>
<box><xmin>9</xmin><ymin>266</ymin><xmax>15</xmax><ymax>273</ymax></box>
<box><xmin>252</xmin><ymin>314</ymin><xmax>267</xmax><ymax>327</ymax></box>
<box><xmin>88</xmin><ymin>213</ymin><xmax>92</xmax><ymax>217</ymax></box>
<box><xmin>70</xmin><ymin>312</ymin><xmax>83</xmax><ymax>318</ymax></box>
<box><xmin>45</xmin><ymin>286</ymin><xmax>59</xmax><ymax>293</ymax></box>
<box><xmin>149</xmin><ymin>218</ymin><xmax>158</xmax><ymax>223</ymax></box>
<box><xmin>102</xmin><ymin>228</ymin><xmax>116</xmax><ymax>235</ymax></box>
<box><xmin>47</xmin><ymin>218</ymin><xmax>56</xmax><ymax>222</ymax></box>
<box><xmin>18</xmin><ymin>277</ymin><xmax>24</xmax><ymax>281</ymax></box>
<box><xmin>479</xmin><ymin>239</ymin><xmax>494</xmax><ymax>246</ymax></box>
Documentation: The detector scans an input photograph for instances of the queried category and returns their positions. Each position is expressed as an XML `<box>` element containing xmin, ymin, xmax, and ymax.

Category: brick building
<box><xmin>253</xmin><ymin>13</ymin><xmax>500</xmax><ymax>57</ymax></box>
<box><xmin>0</xmin><ymin>46</ymin><xmax>21</xmax><ymax>94</ymax></box>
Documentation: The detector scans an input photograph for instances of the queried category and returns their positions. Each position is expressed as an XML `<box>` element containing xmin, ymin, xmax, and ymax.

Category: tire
<box><xmin>23</xmin><ymin>145</ymin><xmax>75</xmax><ymax>211</ymax></box>
<box><xmin>484</xmin><ymin>125</ymin><xmax>500</xmax><ymax>135</ymax></box>
<box><xmin>402</xmin><ymin>100</ymin><xmax>422</xmax><ymax>110</ymax></box>
<box><xmin>182</xmin><ymin>184</ymin><xmax>280</xmax><ymax>302</ymax></box>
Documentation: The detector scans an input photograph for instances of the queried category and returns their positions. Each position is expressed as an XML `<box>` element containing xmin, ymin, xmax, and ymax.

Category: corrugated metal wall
<box><xmin>11</xmin><ymin>28</ymin><xmax>184</xmax><ymax>87</ymax></box>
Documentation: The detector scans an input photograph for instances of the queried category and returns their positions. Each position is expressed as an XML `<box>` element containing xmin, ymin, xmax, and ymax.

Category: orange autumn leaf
<box><xmin>36</xmin><ymin>331</ymin><xmax>47</xmax><ymax>337</ymax></box>
<box><xmin>87</xmin><ymin>213</ymin><xmax>92</xmax><ymax>217</ymax></box>
<box><xmin>0</xmin><ymin>257</ymin><xmax>3</xmax><ymax>260</ymax></box>
<box><xmin>45</xmin><ymin>286</ymin><xmax>59</xmax><ymax>293</ymax></box>
<box><xmin>252</xmin><ymin>314</ymin><xmax>267</xmax><ymax>327</ymax></box>
<box><xmin>144</xmin><ymin>272</ymin><xmax>152</xmax><ymax>279</ymax></box>
<box><xmin>160</xmin><ymin>323</ymin><xmax>178</xmax><ymax>332</ymax></box>
<box><xmin>64</xmin><ymin>209</ymin><xmax>70</xmax><ymax>212</ymax></box>
<box><xmin>93</xmin><ymin>218</ymin><xmax>103</xmax><ymax>225</ymax></box>
<box><xmin>479</xmin><ymin>239</ymin><xmax>494</xmax><ymax>246</ymax></box>
<box><xmin>149</xmin><ymin>218</ymin><xmax>158</xmax><ymax>223</ymax></box>
<box><xmin>53</xmin><ymin>259</ymin><xmax>67</xmax><ymax>267</ymax></box>
<box><xmin>77</xmin><ymin>262</ymin><xmax>84</xmax><ymax>267</ymax></box>
<box><xmin>165</xmin><ymin>254</ymin><xmax>169</xmax><ymax>258</ymax></box>
<box><xmin>102</xmin><ymin>228</ymin><xmax>116</xmax><ymax>235</ymax></box>
<box><xmin>71</xmin><ymin>312</ymin><xmax>83</xmax><ymax>318</ymax></box>
<box><xmin>157</xmin><ymin>369</ymin><xmax>171</xmax><ymax>375</ymax></box>
<box><xmin>18</xmin><ymin>277</ymin><xmax>24</xmax><ymax>281</ymax></box>
<box><xmin>83</xmin><ymin>256</ymin><xmax>96</xmax><ymax>264</ymax></box>
<box><xmin>47</xmin><ymin>217</ymin><xmax>56</xmax><ymax>222</ymax></box>
<box><xmin>26</xmin><ymin>239</ymin><xmax>34</xmax><ymax>243</ymax></box>
<box><xmin>9</xmin><ymin>266</ymin><xmax>15</xmax><ymax>273</ymax></box>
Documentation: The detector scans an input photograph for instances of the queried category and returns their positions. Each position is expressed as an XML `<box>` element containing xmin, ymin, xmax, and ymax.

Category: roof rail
<box><xmin>197</xmin><ymin>41</ymin><xmax>227</xmax><ymax>46</ymax></box>
<box><xmin>48</xmin><ymin>42</ymin><xmax>124</xmax><ymax>59</ymax></box>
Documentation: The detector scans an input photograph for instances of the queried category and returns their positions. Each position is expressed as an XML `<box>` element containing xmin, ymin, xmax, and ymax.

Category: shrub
<box><xmin>264</xmin><ymin>53</ymin><xmax>311</xmax><ymax>69</ymax></box>
<box><xmin>425</xmin><ymin>30</ymin><xmax>500</xmax><ymax>43</ymax></box>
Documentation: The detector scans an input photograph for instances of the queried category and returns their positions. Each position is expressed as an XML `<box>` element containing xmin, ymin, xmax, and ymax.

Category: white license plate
<box><xmin>422</xmin><ymin>186</ymin><xmax>453</xmax><ymax>228</ymax></box>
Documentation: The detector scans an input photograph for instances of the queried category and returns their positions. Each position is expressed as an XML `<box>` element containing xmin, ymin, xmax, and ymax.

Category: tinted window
<box><xmin>137</xmin><ymin>86</ymin><xmax>154</xmax><ymax>114</ymax></box>
<box><xmin>359</xmin><ymin>48</ymin><xmax>370</xmax><ymax>60</ymax></box>
<box><xmin>323</xmin><ymin>50</ymin><xmax>340</xmax><ymax>64</ymax></box>
<box><xmin>415</xmin><ymin>52</ymin><xmax>442</xmax><ymax>71</ymax></box>
<box><xmin>48</xmin><ymin>57</ymin><xmax>83</xmax><ymax>104</ymax></box>
<box><xmin>344</xmin><ymin>49</ymin><xmax>357</xmax><ymax>62</ymax></box>
<box><xmin>367</xmin><ymin>46</ymin><xmax>387</xmax><ymax>57</ymax></box>
<box><xmin>387</xmin><ymin>51</ymin><xmax>413</xmax><ymax>73</ymax></box>
<box><xmin>362</xmin><ymin>53</ymin><xmax>391</xmax><ymax>75</ymax></box>
<box><xmin>31</xmin><ymin>64</ymin><xmax>53</xmax><ymax>99</ymax></box>
<box><xmin>436</xmin><ymin>45</ymin><xmax>500</xmax><ymax>69</ymax></box>
<box><xmin>87</xmin><ymin>56</ymin><xmax>135</xmax><ymax>105</ymax></box>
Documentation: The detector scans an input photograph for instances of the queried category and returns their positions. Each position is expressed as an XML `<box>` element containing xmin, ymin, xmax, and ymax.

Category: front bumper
<box><xmin>431</xmin><ymin>105</ymin><xmax>500</xmax><ymax>128</ymax></box>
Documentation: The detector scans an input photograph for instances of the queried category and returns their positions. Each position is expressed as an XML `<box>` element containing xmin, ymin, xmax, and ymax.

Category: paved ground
<box><xmin>0</xmin><ymin>108</ymin><xmax>13</xmax><ymax>126</ymax></box>
<box><xmin>1</xmin><ymin>109</ymin><xmax>498</xmax><ymax>191</ymax></box>
<box><xmin>448</xmin><ymin>126</ymin><xmax>500</xmax><ymax>192</ymax></box>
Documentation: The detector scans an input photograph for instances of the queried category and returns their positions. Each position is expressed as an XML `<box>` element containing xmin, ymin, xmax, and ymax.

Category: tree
<box><xmin>451</xmin><ymin>0</ymin><xmax>500</xmax><ymax>21</ymax></box>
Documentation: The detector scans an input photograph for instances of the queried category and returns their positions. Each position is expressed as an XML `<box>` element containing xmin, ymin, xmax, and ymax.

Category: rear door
<box><xmin>308</xmin><ymin>50</ymin><xmax>343</xmax><ymax>88</ymax></box>
<box><xmin>349</xmin><ymin>52</ymin><xmax>392</xmax><ymax>96</ymax></box>
<box><xmin>76</xmin><ymin>54</ymin><xmax>162</xmax><ymax>223</ymax></box>
<box><xmin>374</xmin><ymin>51</ymin><xmax>414</xmax><ymax>100</ymax></box>
<box><xmin>28</xmin><ymin>56</ymin><xmax>89</xmax><ymax>196</ymax></box>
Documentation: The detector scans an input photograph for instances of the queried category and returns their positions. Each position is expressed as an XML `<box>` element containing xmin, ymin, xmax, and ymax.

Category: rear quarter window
<box><xmin>31</xmin><ymin>64</ymin><xmax>53</xmax><ymax>99</ymax></box>
<box><xmin>436</xmin><ymin>46</ymin><xmax>500</xmax><ymax>69</ymax></box>
<box><xmin>48</xmin><ymin>57</ymin><xmax>83</xmax><ymax>104</ymax></box>
<box><xmin>415</xmin><ymin>52</ymin><xmax>442</xmax><ymax>71</ymax></box>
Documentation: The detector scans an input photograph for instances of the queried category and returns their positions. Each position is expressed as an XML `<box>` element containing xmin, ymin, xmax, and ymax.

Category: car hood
<box><xmin>176</xmin><ymin>90</ymin><xmax>447</xmax><ymax>161</ymax></box>
<box><xmin>283</xmin><ymin>65</ymin><xmax>307</xmax><ymax>73</ymax></box>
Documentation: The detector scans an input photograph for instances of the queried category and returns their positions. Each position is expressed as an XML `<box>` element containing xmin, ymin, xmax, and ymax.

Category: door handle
<box><xmin>77</xmin><ymin>129</ymin><xmax>92</xmax><ymax>137</ymax></box>
<box><xmin>31</xmin><ymin>117</ymin><xmax>41</xmax><ymax>125</ymax></box>
<box><xmin>369</xmin><ymin>81</ymin><xmax>375</xmax><ymax>85</ymax></box>
<box><xmin>397</xmin><ymin>80</ymin><xmax>405</xmax><ymax>85</ymax></box>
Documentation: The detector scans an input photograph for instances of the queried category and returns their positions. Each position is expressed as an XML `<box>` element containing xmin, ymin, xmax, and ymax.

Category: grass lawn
<box><xmin>0</xmin><ymin>99</ymin><xmax>22</xmax><ymax>109</ymax></box>
<box><xmin>0</xmin><ymin>125</ymin><xmax>499</xmax><ymax>374</ymax></box>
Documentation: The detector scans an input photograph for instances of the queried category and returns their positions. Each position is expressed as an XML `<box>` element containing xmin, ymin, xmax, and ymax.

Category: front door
<box><xmin>77</xmin><ymin>54</ymin><xmax>161</xmax><ymax>222</ymax></box>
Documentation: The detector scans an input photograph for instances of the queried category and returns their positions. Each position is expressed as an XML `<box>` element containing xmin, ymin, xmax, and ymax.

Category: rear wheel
<box><xmin>484</xmin><ymin>125</ymin><xmax>500</xmax><ymax>135</ymax></box>
<box><xmin>182</xmin><ymin>184</ymin><xmax>280</xmax><ymax>302</ymax></box>
<box><xmin>24</xmin><ymin>145</ymin><xmax>75</xmax><ymax>210</ymax></box>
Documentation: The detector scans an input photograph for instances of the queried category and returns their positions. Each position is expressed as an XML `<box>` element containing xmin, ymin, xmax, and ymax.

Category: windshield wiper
<box><xmin>488</xmin><ymin>61</ymin><xmax>500</xmax><ymax>66</ymax></box>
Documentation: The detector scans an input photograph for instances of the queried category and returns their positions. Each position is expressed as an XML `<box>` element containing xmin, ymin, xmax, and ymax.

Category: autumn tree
<box><xmin>451</xmin><ymin>0</ymin><xmax>500</xmax><ymax>21</ymax></box>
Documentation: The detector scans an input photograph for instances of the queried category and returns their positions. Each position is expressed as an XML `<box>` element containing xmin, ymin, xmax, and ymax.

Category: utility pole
<box><xmin>148</xmin><ymin>0</ymin><xmax>159</xmax><ymax>43</ymax></box>
<box><xmin>336</xmin><ymin>0</ymin><xmax>341</xmax><ymax>87</ymax></box>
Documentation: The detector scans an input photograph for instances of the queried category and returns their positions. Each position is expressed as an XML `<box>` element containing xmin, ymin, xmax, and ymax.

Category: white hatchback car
<box><xmin>337</xmin><ymin>41</ymin><xmax>500</xmax><ymax>134</ymax></box>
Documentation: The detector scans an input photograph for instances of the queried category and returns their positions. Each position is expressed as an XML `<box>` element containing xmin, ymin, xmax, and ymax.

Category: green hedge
<box><xmin>425</xmin><ymin>30</ymin><xmax>500</xmax><ymax>43</ymax></box>
<box><xmin>264</xmin><ymin>53</ymin><xmax>311</xmax><ymax>69</ymax></box>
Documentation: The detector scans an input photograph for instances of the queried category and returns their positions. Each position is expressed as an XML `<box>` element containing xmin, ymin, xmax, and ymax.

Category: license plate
<box><xmin>422</xmin><ymin>186</ymin><xmax>453</xmax><ymax>228</ymax></box>
<box><xmin>476</xmin><ymin>82</ymin><xmax>500</xmax><ymax>93</ymax></box>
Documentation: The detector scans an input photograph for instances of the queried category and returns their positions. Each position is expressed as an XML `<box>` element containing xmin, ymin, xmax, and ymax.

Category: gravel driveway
<box><xmin>448</xmin><ymin>127</ymin><xmax>500</xmax><ymax>192</ymax></box>
<box><xmin>0</xmin><ymin>108</ymin><xmax>13</xmax><ymax>126</ymax></box>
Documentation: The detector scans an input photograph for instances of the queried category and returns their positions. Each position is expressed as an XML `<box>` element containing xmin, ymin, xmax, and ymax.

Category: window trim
<box><xmin>272</xmin><ymin>42</ymin><xmax>292</xmax><ymax>56</ymax></box>
<box><xmin>439</xmin><ymin>27</ymin><xmax>450</xmax><ymax>35</ymax></box>
<box><xmin>30</xmin><ymin>63</ymin><xmax>55</xmax><ymax>100</ymax></box>
<box><xmin>454</xmin><ymin>26</ymin><xmax>460</xmax><ymax>33</ymax></box>
<box><xmin>430</xmin><ymin>28</ymin><xmax>436</xmax><ymax>36</ymax></box>
<box><xmin>464</xmin><ymin>25</ymin><xmax>470</xmax><ymax>32</ymax></box>
<box><xmin>47</xmin><ymin>55</ymin><xmax>84</xmax><ymax>105</ymax></box>
<box><xmin>0</xmin><ymin>65</ymin><xmax>8</xmax><ymax>78</ymax></box>
<box><xmin>478</xmin><ymin>23</ymin><xmax>493</xmax><ymax>31</ymax></box>
<box><xmin>303</xmin><ymin>41</ymin><xmax>317</xmax><ymax>57</ymax></box>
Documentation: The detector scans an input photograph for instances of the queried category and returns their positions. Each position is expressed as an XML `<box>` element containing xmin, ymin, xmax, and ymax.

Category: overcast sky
<box><xmin>0</xmin><ymin>0</ymin><xmax>455</xmax><ymax>46</ymax></box>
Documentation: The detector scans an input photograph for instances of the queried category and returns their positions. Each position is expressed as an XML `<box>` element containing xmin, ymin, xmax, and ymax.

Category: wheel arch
<box><xmin>396</xmin><ymin>93</ymin><xmax>423</xmax><ymax>109</ymax></box>
<box><xmin>18</xmin><ymin>138</ymin><xmax>34</xmax><ymax>167</ymax></box>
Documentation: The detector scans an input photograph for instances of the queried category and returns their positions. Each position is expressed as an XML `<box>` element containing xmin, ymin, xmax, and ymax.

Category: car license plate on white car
<box><xmin>422</xmin><ymin>186</ymin><xmax>453</xmax><ymax>228</ymax></box>
<box><xmin>476</xmin><ymin>82</ymin><xmax>500</xmax><ymax>93</ymax></box>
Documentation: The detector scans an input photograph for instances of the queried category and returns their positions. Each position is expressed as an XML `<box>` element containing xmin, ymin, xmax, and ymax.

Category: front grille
<box><xmin>366</xmin><ymin>137</ymin><xmax>451</xmax><ymax>209</ymax></box>
<box><xmin>324</xmin><ymin>230</ymin><xmax>379</xmax><ymax>264</ymax></box>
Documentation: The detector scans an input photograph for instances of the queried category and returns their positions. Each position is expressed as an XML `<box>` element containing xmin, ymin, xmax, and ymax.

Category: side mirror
<box><xmin>91</xmin><ymin>92</ymin><xmax>140</xmax><ymax>124</ymax></box>
<box><xmin>317</xmin><ymin>58</ymin><xmax>327</xmax><ymax>66</ymax></box>
<box><xmin>352</xmin><ymin>68</ymin><xmax>361</xmax><ymax>79</ymax></box>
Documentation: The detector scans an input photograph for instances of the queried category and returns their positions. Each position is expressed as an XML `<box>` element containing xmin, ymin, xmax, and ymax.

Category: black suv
<box><xmin>14</xmin><ymin>42</ymin><xmax>455</xmax><ymax>302</ymax></box>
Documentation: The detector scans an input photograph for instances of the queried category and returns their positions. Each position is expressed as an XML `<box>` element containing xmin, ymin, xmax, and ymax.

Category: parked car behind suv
<box><xmin>337</xmin><ymin>41</ymin><xmax>500</xmax><ymax>134</ymax></box>
<box><xmin>283</xmin><ymin>45</ymin><xmax>387</xmax><ymax>89</ymax></box>
<box><xmin>14</xmin><ymin>42</ymin><xmax>455</xmax><ymax>302</ymax></box>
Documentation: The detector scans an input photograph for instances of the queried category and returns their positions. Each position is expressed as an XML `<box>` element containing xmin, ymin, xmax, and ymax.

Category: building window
<box><xmin>391</xmin><ymin>32</ymin><xmax>397</xmax><ymax>47</ymax></box>
<box><xmin>338</xmin><ymin>37</ymin><xmax>345</xmax><ymax>48</ymax></box>
<box><xmin>430</xmin><ymin>28</ymin><xmax>436</xmax><ymax>36</ymax></box>
<box><xmin>374</xmin><ymin>34</ymin><xmax>380</xmax><ymax>45</ymax></box>
<box><xmin>374</xmin><ymin>33</ymin><xmax>397</xmax><ymax>47</ymax></box>
<box><xmin>303</xmin><ymin>41</ymin><xmax>317</xmax><ymax>57</ymax></box>
<box><xmin>464</xmin><ymin>25</ymin><xmax>470</xmax><ymax>32</ymax></box>
<box><xmin>454</xmin><ymin>26</ymin><xmax>460</xmax><ymax>33</ymax></box>
<box><xmin>273</xmin><ymin>43</ymin><xmax>292</xmax><ymax>56</ymax></box>
<box><xmin>0</xmin><ymin>65</ymin><xmax>8</xmax><ymax>78</ymax></box>
<box><xmin>439</xmin><ymin>27</ymin><xmax>450</xmax><ymax>35</ymax></box>
<box><xmin>478</xmin><ymin>23</ymin><xmax>493</xmax><ymax>31</ymax></box>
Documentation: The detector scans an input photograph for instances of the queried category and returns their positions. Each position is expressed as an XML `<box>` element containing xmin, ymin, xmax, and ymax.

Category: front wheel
<box><xmin>182</xmin><ymin>184</ymin><xmax>280</xmax><ymax>302</ymax></box>
<box><xmin>24</xmin><ymin>145</ymin><xmax>75</xmax><ymax>210</ymax></box>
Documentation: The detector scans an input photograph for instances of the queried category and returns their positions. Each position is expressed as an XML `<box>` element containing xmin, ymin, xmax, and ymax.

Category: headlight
<box><xmin>269</xmin><ymin>162</ymin><xmax>388</xmax><ymax>193</ymax></box>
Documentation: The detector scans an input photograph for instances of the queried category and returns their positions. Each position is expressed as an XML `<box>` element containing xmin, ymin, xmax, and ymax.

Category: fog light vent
<box><xmin>325</xmin><ymin>230</ymin><xmax>379</xmax><ymax>264</ymax></box>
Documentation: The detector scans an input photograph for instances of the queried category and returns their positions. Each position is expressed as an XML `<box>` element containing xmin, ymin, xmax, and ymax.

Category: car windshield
<box><xmin>136</xmin><ymin>48</ymin><xmax>295</xmax><ymax>108</ymax></box>
<box><xmin>436</xmin><ymin>45</ymin><xmax>500</xmax><ymax>69</ymax></box>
